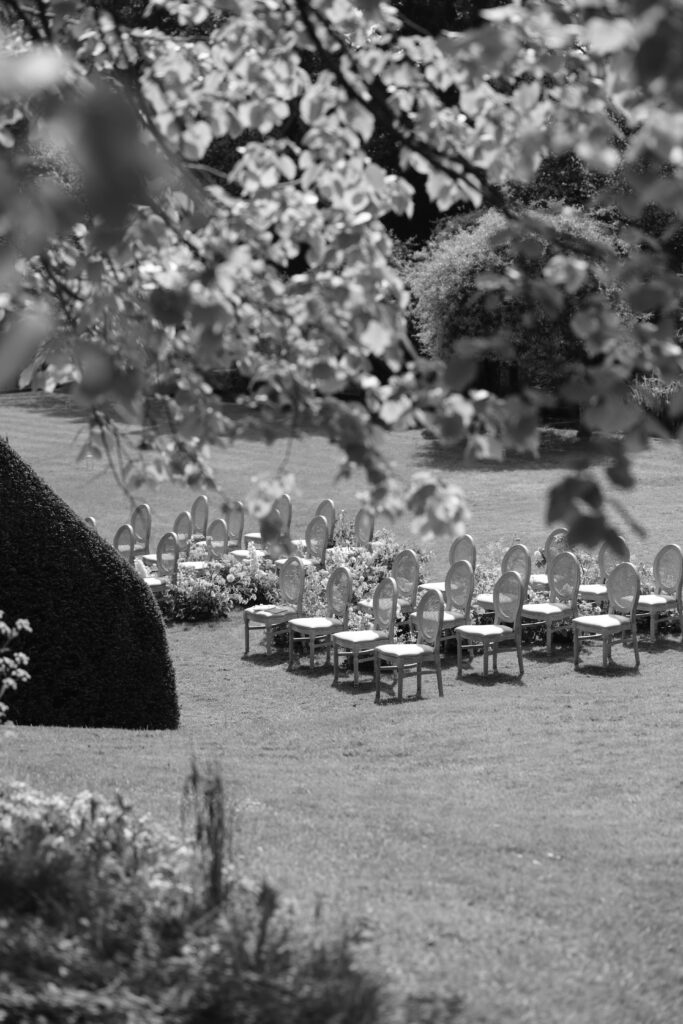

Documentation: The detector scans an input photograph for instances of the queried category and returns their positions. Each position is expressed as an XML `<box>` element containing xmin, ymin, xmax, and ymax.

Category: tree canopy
<box><xmin>1</xmin><ymin>0</ymin><xmax>683</xmax><ymax>545</ymax></box>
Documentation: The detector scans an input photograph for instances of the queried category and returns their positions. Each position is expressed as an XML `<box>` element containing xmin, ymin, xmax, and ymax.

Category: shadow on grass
<box><xmin>413</xmin><ymin>427</ymin><xmax>608</xmax><ymax>475</ymax></box>
<box><xmin>0</xmin><ymin>391</ymin><xmax>90</xmax><ymax>425</ymax></box>
<box><xmin>571</xmin><ymin>662</ymin><xmax>642</xmax><ymax>677</ymax></box>
<box><xmin>457</xmin><ymin>668</ymin><xmax>526</xmax><ymax>687</ymax></box>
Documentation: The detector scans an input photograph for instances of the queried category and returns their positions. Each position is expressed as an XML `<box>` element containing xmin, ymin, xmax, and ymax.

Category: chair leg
<box><xmin>573</xmin><ymin>626</ymin><xmax>580</xmax><ymax>667</ymax></box>
<box><xmin>353</xmin><ymin>653</ymin><xmax>359</xmax><ymax>687</ymax></box>
<box><xmin>456</xmin><ymin>635</ymin><xmax>463</xmax><ymax>679</ymax></box>
<box><xmin>416</xmin><ymin>660</ymin><xmax>422</xmax><ymax>698</ymax></box>
<box><xmin>325</xmin><ymin>637</ymin><xmax>331</xmax><ymax>666</ymax></box>
<box><xmin>602</xmin><ymin>636</ymin><xmax>609</xmax><ymax>668</ymax></box>
<box><xmin>309</xmin><ymin>634</ymin><xmax>315</xmax><ymax>669</ymax></box>
<box><xmin>483</xmin><ymin>642</ymin><xmax>489</xmax><ymax>677</ymax></box>
<box><xmin>632</xmin><ymin>625</ymin><xmax>640</xmax><ymax>668</ymax></box>
<box><xmin>650</xmin><ymin>611</ymin><xmax>656</xmax><ymax>642</ymax></box>
<box><xmin>333</xmin><ymin>644</ymin><xmax>339</xmax><ymax>685</ymax></box>
<box><xmin>516</xmin><ymin>637</ymin><xmax>524</xmax><ymax>677</ymax></box>
<box><xmin>397</xmin><ymin>662</ymin><xmax>404</xmax><ymax>702</ymax></box>
<box><xmin>266</xmin><ymin>626</ymin><xmax>272</xmax><ymax>657</ymax></box>
<box><xmin>288</xmin><ymin>628</ymin><xmax>294</xmax><ymax>669</ymax></box>
<box><xmin>244</xmin><ymin>617</ymin><xmax>250</xmax><ymax>655</ymax></box>
<box><xmin>434</xmin><ymin>651</ymin><xmax>443</xmax><ymax>696</ymax></box>
<box><xmin>546</xmin><ymin>621</ymin><xmax>552</xmax><ymax>655</ymax></box>
<box><xmin>374</xmin><ymin>652</ymin><xmax>381</xmax><ymax>703</ymax></box>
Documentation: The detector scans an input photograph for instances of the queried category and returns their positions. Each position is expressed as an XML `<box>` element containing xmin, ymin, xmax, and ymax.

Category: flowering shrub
<box><xmin>0</xmin><ymin>778</ymin><xmax>386</xmax><ymax>1024</ymax></box>
<box><xmin>157</xmin><ymin>570</ymin><xmax>231</xmax><ymax>624</ymax></box>
<box><xmin>0</xmin><ymin>611</ymin><xmax>31</xmax><ymax>726</ymax></box>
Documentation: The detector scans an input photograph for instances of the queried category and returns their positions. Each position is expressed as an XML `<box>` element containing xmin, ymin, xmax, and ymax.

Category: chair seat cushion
<box><xmin>356</xmin><ymin>598</ymin><xmax>373</xmax><ymax>612</ymax></box>
<box><xmin>245</xmin><ymin>604</ymin><xmax>296</xmax><ymax>622</ymax></box>
<box><xmin>578</xmin><ymin>584</ymin><xmax>607</xmax><ymax>597</ymax></box>
<box><xmin>529</xmin><ymin>573</ymin><xmax>549</xmax><ymax>586</ymax></box>
<box><xmin>456</xmin><ymin>624</ymin><xmax>513</xmax><ymax>639</ymax></box>
<box><xmin>231</xmin><ymin>548</ymin><xmax>265</xmax><ymax>561</ymax></box>
<box><xmin>376</xmin><ymin>643</ymin><xmax>433</xmax><ymax>658</ymax></box>
<box><xmin>144</xmin><ymin>578</ymin><xmax>166</xmax><ymax>590</ymax></box>
<box><xmin>333</xmin><ymin>629</ymin><xmax>384</xmax><ymax>647</ymax></box>
<box><xmin>289</xmin><ymin>616</ymin><xmax>337</xmax><ymax>631</ymax></box>
<box><xmin>419</xmin><ymin>581</ymin><xmax>446</xmax><ymax>593</ymax></box>
<box><xmin>522</xmin><ymin>602</ymin><xmax>570</xmax><ymax>618</ymax></box>
<box><xmin>572</xmin><ymin>614</ymin><xmax>630</xmax><ymax>631</ymax></box>
<box><xmin>475</xmin><ymin>593</ymin><xmax>494</xmax><ymax>608</ymax></box>
<box><xmin>637</xmin><ymin>594</ymin><xmax>675</xmax><ymax>609</ymax></box>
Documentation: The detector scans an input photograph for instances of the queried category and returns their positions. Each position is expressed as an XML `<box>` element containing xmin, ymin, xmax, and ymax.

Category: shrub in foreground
<box><xmin>0</xmin><ymin>439</ymin><xmax>179</xmax><ymax>729</ymax></box>
<box><xmin>0</xmin><ymin>779</ymin><xmax>391</xmax><ymax>1024</ymax></box>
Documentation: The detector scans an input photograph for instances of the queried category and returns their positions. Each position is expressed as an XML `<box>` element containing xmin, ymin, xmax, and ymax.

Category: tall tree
<box><xmin>1</xmin><ymin>0</ymin><xmax>682</xmax><ymax>543</ymax></box>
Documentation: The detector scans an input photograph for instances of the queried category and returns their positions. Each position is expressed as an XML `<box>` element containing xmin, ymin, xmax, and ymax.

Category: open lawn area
<box><xmin>1</xmin><ymin>394</ymin><xmax>683</xmax><ymax>1023</ymax></box>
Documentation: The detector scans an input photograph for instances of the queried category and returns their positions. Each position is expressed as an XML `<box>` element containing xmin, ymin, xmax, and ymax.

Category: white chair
<box><xmin>420</xmin><ymin>534</ymin><xmax>476</xmax><ymax>595</ymax></box>
<box><xmin>225</xmin><ymin>501</ymin><xmax>244</xmax><ymax>552</ymax></box>
<box><xmin>288</xmin><ymin>566</ymin><xmax>353</xmax><ymax>669</ymax></box>
<box><xmin>173</xmin><ymin>511</ymin><xmax>192</xmax><ymax>555</ymax></box>
<box><xmin>113</xmin><ymin>523</ymin><xmax>135</xmax><ymax>565</ymax></box>
<box><xmin>358</xmin><ymin>548</ymin><xmax>420</xmax><ymax>616</ymax></box>
<box><xmin>84</xmin><ymin>515</ymin><xmax>97</xmax><ymax>531</ymax></box>
<box><xmin>456</xmin><ymin>570</ymin><xmax>525</xmax><ymax>680</ymax></box>
<box><xmin>232</xmin><ymin>507</ymin><xmax>284</xmax><ymax>563</ymax></box>
<box><xmin>190</xmin><ymin>494</ymin><xmax>209</xmax><ymax>540</ymax></box>
<box><xmin>353</xmin><ymin>508</ymin><xmax>375</xmax><ymax>549</ymax></box>
<box><xmin>636</xmin><ymin>544</ymin><xmax>683</xmax><ymax>640</ymax></box>
<box><xmin>476</xmin><ymin>543</ymin><xmax>530</xmax><ymax>612</ymax></box>
<box><xmin>333</xmin><ymin>576</ymin><xmax>398</xmax><ymax>687</ymax></box>
<box><xmin>315</xmin><ymin>498</ymin><xmax>336</xmax><ymax>545</ymax></box>
<box><xmin>276</xmin><ymin>514</ymin><xmax>328</xmax><ymax>569</ymax></box>
<box><xmin>522</xmin><ymin>550</ymin><xmax>580</xmax><ymax>654</ymax></box>
<box><xmin>412</xmin><ymin>558</ymin><xmax>473</xmax><ymax>648</ymax></box>
<box><xmin>375</xmin><ymin>590</ymin><xmax>444</xmax><ymax>703</ymax></box>
<box><xmin>244</xmin><ymin>492</ymin><xmax>292</xmax><ymax>546</ymax></box>
<box><xmin>578</xmin><ymin>536</ymin><xmax>629</xmax><ymax>605</ymax></box>
<box><xmin>144</xmin><ymin>531</ymin><xmax>179</xmax><ymax>597</ymax></box>
<box><xmin>243</xmin><ymin>556</ymin><xmax>306</xmax><ymax>657</ymax></box>
<box><xmin>131</xmin><ymin>503</ymin><xmax>152</xmax><ymax>558</ymax></box>
<box><xmin>529</xmin><ymin>527</ymin><xmax>569</xmax><ymax>590</ymax></box>
<box><xmin>572</xmin><ymin>562</ymin><xmax>640</xmax><ymax>669</ymax></box>
<box><xmin>206</xmin><ymin>517</ymin><xmax>228</xmax><ymax>560</ymax></box>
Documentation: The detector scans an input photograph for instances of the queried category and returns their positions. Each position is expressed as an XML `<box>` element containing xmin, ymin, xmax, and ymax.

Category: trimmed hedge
<box><xmin>0</xmin><ymin>439</ymin><xmax>179</xmax><ymax>729</ymax></box>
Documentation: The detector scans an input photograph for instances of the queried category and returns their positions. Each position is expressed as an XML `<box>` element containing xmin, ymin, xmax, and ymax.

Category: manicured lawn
<box><xmin>1</xmin><ymin>393</ymin><xmax>683</xmax><ymax>1023</ymax></box>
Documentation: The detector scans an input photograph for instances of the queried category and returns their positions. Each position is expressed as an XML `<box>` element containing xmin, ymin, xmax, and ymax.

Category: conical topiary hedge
<box><xmin>0</xmin><ymin>439</ymin><xmax>179</xmax><ymax>729</ymax></box>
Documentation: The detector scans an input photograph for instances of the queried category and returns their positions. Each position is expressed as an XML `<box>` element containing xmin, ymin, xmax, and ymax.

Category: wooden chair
<box><xmin>578</xmin><ymin>535</ymin><xmax>629</xmax><ymax>605</ymax></box>
<box><xmin>190</xmin><ymin>494</ymin><xmax>209</xmax><ymax>540</ymax></box>
<box><xmin>529</xmin><ymin>526</ymin><xmax>569</xmax><ymax>590</ymax></box>
<box><xmin>522</xmin><ymin>550</ymin><xmax>581</xmax><ymax>654</ymax></box>
<box><xmin>572</xmin><ymin>562</ymin><xmax>640</xmax><ymax>669</ymax></box>
<box><xmin>173</xmin><ymin>511</ymin><xmax>192</xmax><ymax>556</ymax></box>
<box><xmin>288</xmin><ymin>566</ymin><xmax>353</xmax><ymax>669</ymax></box>
<box><xmin>113</xmin><ymin>523</ymin><xmax>135</xmax><ymax>565</ymax></box>
<box><xmin>412</xmin><ymin>558</ymin><xmax>474</xmax><ymax>648</ymax></box>
<box><xmin>456</xmin><ymin>570</ymin><xmax>525</xmax><ymax>679</ymax></box>
<box><xmin>333</xmin><ymin>577</ymin><xmax>398</xmax><ymax>687</ymax></box>
<box><xmin>353</xmin><ymin>508</ymin><xmax>375</xmax><ymax>549</ymax></box>
<box><xmin>636</xmin><ymin>544</ymin><xmax>683</xmax><ymax>640</ymax></box>
<box><xmin>421</xmin><ymin>534</ymin><xmax>476</xmax><ymax>594</ymax></box>
<box><xmin>144</xmin><ymin>531</ymin><xmax>179</xmax><ymax>597</ymax></box>
<box><xmin>206</xmin><ymin>517</ymin><xmax>228</xmax><ymax>560</ymax></box>
<box><xmin>375</xmin><ymin>590</ymin><xmax>445</xmax><ymax>703</ymax></box>
<box><xmin>243</xmin><ymin>556</ymin><xmax>305</xmax><ymax>656</ymax></box>
<box><xmin>225</xmin><ymin>501</ymin><xmax>244</xmax><ymax>552</ymax></box>
<box><xmin>475</xmin><ymin>543</ymin><xmax>531</xmax><ymax>612</ymax></box>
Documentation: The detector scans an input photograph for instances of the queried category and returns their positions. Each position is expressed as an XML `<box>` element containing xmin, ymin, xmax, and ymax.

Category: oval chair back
<box><xmin>373</xmin><ymin>576</ymin><xmax>398</xmax><ymax>638</ymax></box>
<box><xmin>445</xmin><ymin>559</ymin><xmax>474</xmax><ymax>619</ymax></box>
<box><xmin>501</xmin><ymin>543</ymin><xmax>531</xmax><ymax>591</ymax></box>
<box><xmin>415</xmin><ymin>590</ymin><xmax>444</xmax><ymax>647</ymax></box>
<box><xmin>84</xmin><ymin>515</ymin><xmax>97</xmax><ymax>531</ymax></box>
<box><xmin>225</xmin><ymin>501</ymin><xmax>244</xmax><ymax>550</ymax></box>
<box><xmin>173</xmin><ymin>511</ymin><xmax>192</xmax><ymax>554</ymax></box>
<box><xmin>606</xmin><ymin>562</ymin><xmax>640</xmax><ymax>622</ymax></box>
<box><xmin>327</xmin><ymin>566</ymin><xmax>353</xmax><ymax>626</ymax></box>
<box><xmin>549</xmin><ymin>550</ymin><xmax>581</xmax><ymax>607</ymax></box>
<box><xmin>450</xmin><ymin>534</ymin><xmax>476</xmax><ymax>572</ymax></box>
<box><xmin>354</xmin><ymin>508</ymin><xmax>374</xmax><ymax>548</ymax></box>
<box><xmin>207</xmin><ymin>518</ymin><xmax>228</xmax><ymax>560</ymax></box>
<box><xmin>392</xmin><ymin>548</ymin><xmax>420</xmax><ymax>610</ymax></box>
<box><xmin>653</xmin><ymin>544</ymin><xmax>683</xmax><ymax>596</ymax></box>
<box><xmin>598</xmin><ymin>535</ymin><xmax>629</xmax><ymax>581</ymax></box>
<box><xmin>131</xmin><ymin>503</ymin><xmax>152</xmax><ymax>556</ymax></box>
<box><xmin>156</xmin><ymin>531</ymin><xmax>180</xmax><ymax>583</ymax></box>
<box><xmin>273</xmin><ymin>493</ymin><xmax>292</xmax><ymax>536</ymax></box>
<box><xmin>305</xmin><ymin>514</ymin><xmax>329</xmax><ymax>566</ymax></box>
<box><xmin>190</xmin><ymin>494</ymin><xmax>209</xmax><ymax>538</ymax></box>
<box><xmin>279</xmin><ymin>556</ymin><xmax>305</xmax><ymax>612</ymax></box>
<box><xmin>544</xmin><ymin>527</ymin><xmax>569</xmax><ymax>566</ymax></box>
<box><xmin>493</xmin><ymin>570</ymin><xmax>524</xmax><ymax>627</ymax></box>
<box><xmin>315</xmin><ymin>498</ymin><xmax>336</xmax><ymax>544</ymax></box>
<box><xmin>113</xmin><ymin>523</ymin><xmax>134</xmax><ymax>564</ymax></box>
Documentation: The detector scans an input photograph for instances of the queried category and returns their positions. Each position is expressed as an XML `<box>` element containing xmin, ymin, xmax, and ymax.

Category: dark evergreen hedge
<box><xmin>0</xmin><ymin>440</ymin><xmax>179</xmax><ymax>729</ymax></box>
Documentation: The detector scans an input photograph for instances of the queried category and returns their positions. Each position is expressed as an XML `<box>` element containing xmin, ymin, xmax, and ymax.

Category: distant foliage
<box><xmin>0</xmin><ymin>778</ymin><xmax>387</xmax><ymax>1024</ymax></box>
<box><xmin>0</xmin><ymin>440</ymin><xmax>179</xmax><ymax>729</ymax></box>
<box><xmin>408</xmin><ymin>206</ymin><xmax>629</xmax><ymax>391</ymax></box>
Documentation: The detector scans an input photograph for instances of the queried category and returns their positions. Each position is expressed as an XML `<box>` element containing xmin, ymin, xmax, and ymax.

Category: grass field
<box><xmin>1</xmin><ymin>393</ymin><xmax>683</xmax><ymax>1023</ymax></box>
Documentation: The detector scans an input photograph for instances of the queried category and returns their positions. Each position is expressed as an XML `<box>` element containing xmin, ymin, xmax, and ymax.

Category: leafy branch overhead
<box><xmin>1</xmin><ymin>0</ymin><xmax>683</xmax><ymax>542</ymax></box>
